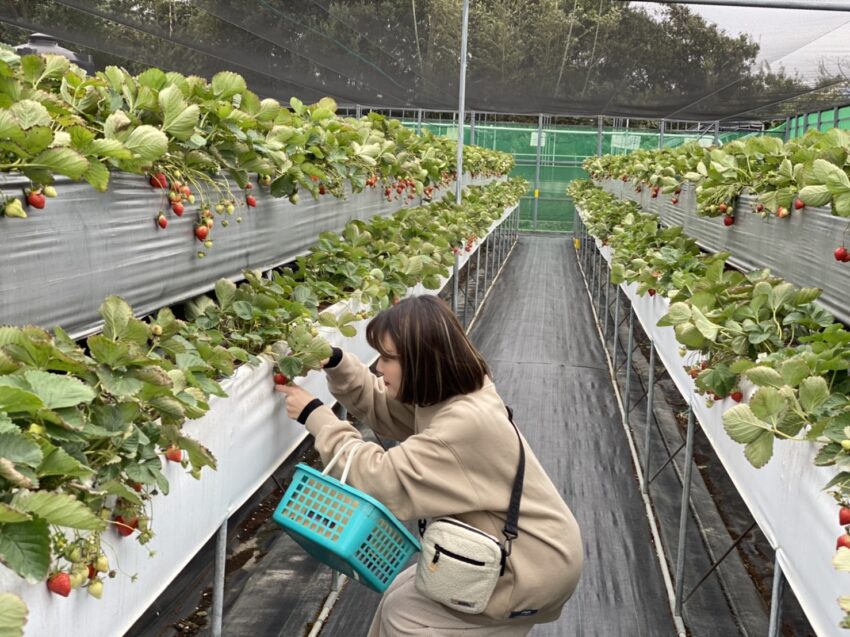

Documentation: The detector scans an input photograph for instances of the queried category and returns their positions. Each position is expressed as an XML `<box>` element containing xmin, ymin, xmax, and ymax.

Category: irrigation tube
<box><xmin>574</xmin><ymin>217</ymin><xmax>688</xmax><ymax>637</ymax></box>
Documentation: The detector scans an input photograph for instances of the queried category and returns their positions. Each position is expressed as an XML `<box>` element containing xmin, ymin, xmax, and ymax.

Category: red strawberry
<box><xmin>273</xmin><ymin>372</ymin><xmax>288</xmax><ymax>385</ymax></box>
<box><xmin>157</xmin><ymin>213</ymin><xmax>168</xmax><ymax>229</ymax></box>
<box><xmin>130</xmin><ymin>481</ymin><xmax>143</xmax><ymax>492</ymax></box>
<box><xmin>723</xmin><ymin>215</ymin><xmax>735</xmax><ymax>227</ymax></box>
<box><xmin>26</xmin><ymin>191</ymin><xmax>46</xmax><ymax>209</ymax></box>
<box><xmin>195</xmin><ymin>226</ymin><xmax>209</xmax><ymax>241</ymax></box>
<box><xmin>245</xmin><ymin>182</ymin><xmax>253</xmax><ymax>189</ymax></box>
<box><xmin>730</xmin><ymin>391</ymin><xmax>743</xmax><ymax>402</ymax></box>
<box><xmin>180</xmin><ymin>185</ymin><xmax>191</xmax><ymax>197</ymax></box>
<box><xmin>88</xmin><ymin>563</ymin><xmax>96</xmax><ymax>579</ymax></box>
<box><xmin>149</xmin><ymin>173</ymin><xmax>168</xmax><ymax>189</ymax></box>
<box><xmin>674</xmin><ymin>187</ymin><xmax>681</xmax><ymax>195</ymax></box>
<box><xmin>114</xmin><ymin>515</ymin><xmax>138</xmax><ymax>537</ymax></box>
<box><xmin>648</xmin><ymin>288</ymin><xmax>656</xmax><ymax>297</ymax></box>
<box><xmin>671</xmin><ymin>197</ymin><xmax>679</xmax><ymax>205</ymax></box>
<box><xmin>840</xmin><ymin>507</ymin><xmax>850</xmax><ymax>526</ymax></box>
<box><xmin>47</xmin><ymin>572</ymin><xmax>71</xmax><ymax>597</ymax></box>
<box><xmin>246</xmin><ymin>195</ymin><xmax>257</xmax><ymax>207</ymax></box>
<box><xmin>171</xmin><ymin>202</ymin><xmax>184</xmax><ymax>216</ymax></box>
<box><xmin>165</xmin><ymin>446</ymin><xmax>183</xmax><ymax>463</ymax></box>
<box><xmin>838</xmin><ymin>534</ymin><xmax>850</xmax><ymax>550</ymax></box>
<box><xmin>835</xmin><ymin>247</ymin><xmax>849</xmax><ymax>262</ymax></box>
<box><xmin>718</xmin><ymin>203</ymin><xmax>728</xmax><ymax>214</ymax></box>
<box><xmin>794</xmin><ymin>198</ymin><xmax>805</xmax><ymax>210</ymax></box>
<box><xmin>319</xmin><ymin>185</ymin><xmax>327</xmax><ymax>195</ymax></box>
<box><xmin>755</xmin><ymin>203</ymin><xmax>764</xmax><ymax>212</ymax></box>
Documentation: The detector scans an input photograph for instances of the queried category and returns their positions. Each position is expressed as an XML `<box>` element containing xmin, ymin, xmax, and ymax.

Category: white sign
<box><xmin>530</xmin><ymin>131</ymin><xmax>547</xmax><ymax>146</ymax></box>
<box><xmin>611</xmin><ymin>133</ymin><xmax>641</xmax><ymax>151</ymax></box>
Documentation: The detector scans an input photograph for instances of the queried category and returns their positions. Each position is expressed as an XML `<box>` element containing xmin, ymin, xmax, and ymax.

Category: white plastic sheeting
<box><xmin>0</xmin><ymin>204</ymin><xmax>516</xmax><ymax>637</ymax></box>
<box><xmin>590</xmin><ymin>232</ymin><xmax>845</xmax><ymax>637</ymax></box>
<box><xmin>598</xmin><ymin>177</ymin><xmax>850</xmax><ymax>328</ymax></box>
<box><xmin>0</xmin><ymin>173</ymin><xmax>492</xmax><ymax>339</ymax></box>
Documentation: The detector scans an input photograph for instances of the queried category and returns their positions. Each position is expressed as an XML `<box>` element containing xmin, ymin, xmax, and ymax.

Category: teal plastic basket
<box><xmin>273</xmin><ymin>455</ymin><xmax>419</xmax><ymax>592</ymax></box>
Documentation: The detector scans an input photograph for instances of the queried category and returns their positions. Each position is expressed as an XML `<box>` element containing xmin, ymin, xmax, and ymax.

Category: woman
<box><xmin>277</xmin><ymin>295</ymin><xmax>583</xmax><ymax>636</ymax></box>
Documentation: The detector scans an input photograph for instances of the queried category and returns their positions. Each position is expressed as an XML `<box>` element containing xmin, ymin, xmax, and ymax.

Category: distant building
<box><xmin>14</xmin><ymin>33</ymin><xmax>95</xmax><ymax>73</ymax></box>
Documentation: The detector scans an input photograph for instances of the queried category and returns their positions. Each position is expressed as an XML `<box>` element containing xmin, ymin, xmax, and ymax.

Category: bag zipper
<box><xmin>432</xmin><ymin>543</ymin><xmax>487</xmax><ymax>566</ymax></box>
<box><xmin>435</xmin><ymin>518</ymin><xmax>500</xmax><ymax>544</ymax></box>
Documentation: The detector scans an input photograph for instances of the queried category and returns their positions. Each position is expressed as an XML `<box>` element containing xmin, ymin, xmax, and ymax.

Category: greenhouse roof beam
<box><xmin>629</xmin><ymin>0</ymin><xmax>850</xmax><ymax>11</ymax></box>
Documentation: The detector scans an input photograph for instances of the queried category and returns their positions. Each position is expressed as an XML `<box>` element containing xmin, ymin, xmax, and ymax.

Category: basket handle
<box><xmin>322</xmin><ymin>438</ymin><xmax>364</xmax><ymax>483</ymax></box>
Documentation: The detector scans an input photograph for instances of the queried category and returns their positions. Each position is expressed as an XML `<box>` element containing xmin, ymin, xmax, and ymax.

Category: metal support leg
<box><xmin>483</xmin><ymin>238</ymin><xmax>490</xmax><ymax>293</ymax></box>
<box><xmin>452</xmin><ymin>255</ymin><xmax>459</xmax><ymax>314</ymax></box>
<box><xmin>602</xmin><ymin>275</ymin><xmax>610</xmax><ymax>338</ymax></box>
<box><xmin>463</xmin><ymin>257</ymin><xmax>471</xmax><ymax>326</ymax></box>
<box><xmin>674</xmin><ymin>406</ymin><xmax>696</xmax><ymax>616</ymax></box>
<box><xmin>473</xmin><ymin>248</ymin><xmax>481</xmax><ymax>314</ymax></box>
<box><xmin>768</xmin><ymin>558</ymin><xmax>785</xmax><ymax>637</ymax></box>
<box><xmin>624</xmin><ymin>309</ymin><xmax>635</xmax><ymax>424</ymax></box>
<box><xmin>612</xmin><ymin>290</ymin><xmax>620</xmax><ymax>370</ymax></box>
<box><xmin>642</xmin><ymin>344</ymin><xmax>656</xmax><ymax>494</ymax></box>
<box><xmin>211</xmin><ymin>519</ymin><xmax>228</xmax><ymax>637</ymax></box>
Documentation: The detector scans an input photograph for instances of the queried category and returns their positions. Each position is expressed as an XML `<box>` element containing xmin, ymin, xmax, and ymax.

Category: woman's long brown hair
<box><xmin>366</xmin><ymin>295</ymin><xmax>490</xmax><ymax>406</ymax></box>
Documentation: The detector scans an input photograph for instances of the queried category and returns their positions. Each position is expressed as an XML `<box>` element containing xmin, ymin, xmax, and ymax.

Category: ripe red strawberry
<box><xmin>195</xmin><ymin>225</ymin><xmax>209</xmax><ymax>241</ymax></box>
<box><xmin>130</xmin><ymin>481</ymin><xmax>143</xmax><ymax>493</ymax></box>
<box><xmin>273</xmin><ymin>372</ymin><xmax>288</xmax><ymax>385</ymax></box>
<box><xmin>246</xmin><ymin>195</ymin><xmax>257</xmax><ymax>207</ymax></box>
<box><xmin>671</xmin><ymin>197</ymin><xmax>679</xmax><ymax>205</ymax></box>
<box><xmin>26</xmin><ymin>190</ymin><xmax>46</xmax><ymax>209</ymax></box>
<box><xmin>755</xmin><ymin>203</ymin><xmax>764</xmax><ymax>212</ymax></box>
<box><xmin>47</xmin><ymin>572</ymin><xmax>71</xmax><ymax>597</ymax></box>
<box><xmin>718</xmin><ymin>203</ymin><xmax>728</xmax><ymax>214</ymax></box>
<box><xmin>157</xmin><ymin>213</ymin><xmax>168</xmax><ymax>229</ymax></box>
<box><xmin>840</xmin><ymin>507</ymin><xmax>850</xmax><ymax>526</ymax></box>
<box><xmin>245</xmin><ymin>182</ymin><xmax>253</xmax><ymax>189</ymax></box>
<box><xmin>319</xmin><ymin>185</ymin><xmax>327</xmax><ymax>195</ymax></box>
<box><xmin>723</xmin><ymin>215</ymin><xmax>735</xmax><ymax>227</ymax></box>
<box><xmin>794</xmin><ymin>198</ymin><xmax>804</xmax><ymax>210</ymax></box>
<box><xmin>835</xmin><ymin>247</ymin><xmax>849</xmax><ymax>262</ymax></box>
<box><xmin>149</xmin><ymin>173</ymin><xmax>168</xmax><ymax>189</ymax></box>
<box><xmin>648</xmin><ymin>288</ymin><xmax>656</xmax><ymax>297</ymax></box>
<box><xmin>674</xmin><ymin>187</ymin><xmax>681</xmax><ymax>195</ymax></box>
<box><xmin>172</xmin><ymin>202</ymin><xmax>184</xmax><ymax>216</ymax></box>
<box><xmin>730</xmin><ymin>391</ymin><xmax>743</xmax><ymax>402</ymax></box>
<box><xmin>114</xmin><ymin>515</ymin><xmax>138</xmax><ymax>537</ymax></box>
<box><xmin>88</xmin><ymin>563</ymin><xmax>96</xmax><ymax>579</ymax></box>
<box><xmin>838</xmin><ymin>534</ymin><xmax>850</xmax><ymax>550</ymax></box>
<box><xmin>165</xmin><ymin>446</ymin><xmax>183</xmax><ymax>462</ymax></box>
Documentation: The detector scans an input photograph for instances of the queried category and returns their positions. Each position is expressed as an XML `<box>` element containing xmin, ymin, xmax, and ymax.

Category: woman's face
<box><xmin>376</xmin><ymin>335</ymin><xmax>403</xmax><ymax>400</ymax></box>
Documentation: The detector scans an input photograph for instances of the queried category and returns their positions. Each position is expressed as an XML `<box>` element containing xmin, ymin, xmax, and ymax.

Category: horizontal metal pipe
<box><xmin>626</xmin><ymin>0</ymin><xmax>850</xmax><ymax>10</ymax></box>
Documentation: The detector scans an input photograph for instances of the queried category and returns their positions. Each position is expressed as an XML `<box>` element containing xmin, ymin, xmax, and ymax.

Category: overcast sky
<box><xmin>630</xmin><ymin>2</ymin><xmax>850</xmax><ymax>79</ymax></box>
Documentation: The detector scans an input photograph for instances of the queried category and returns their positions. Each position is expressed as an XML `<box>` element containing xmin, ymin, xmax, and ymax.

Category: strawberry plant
<box><xmin>574</xmin><ymin>176</ymin><xmax>850</xmax><ymax>627</ymax></box>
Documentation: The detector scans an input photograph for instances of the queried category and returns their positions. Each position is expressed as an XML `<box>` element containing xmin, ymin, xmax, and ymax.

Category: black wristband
<box><xmin>297</xmin><ymin>398</ymin><xmax>324</xmax><ymax>425</ymax></box>
<box><xmin>324</xmin><ymin>347</ymin><xmax>343</xmax><ymax>369</ymax></box>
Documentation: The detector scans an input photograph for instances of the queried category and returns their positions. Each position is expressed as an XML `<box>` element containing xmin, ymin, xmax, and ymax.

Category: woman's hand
<box><xmin>275</xmin><ymin>383</ymin><xmax>318</xmax><ymax>421</ymax></box>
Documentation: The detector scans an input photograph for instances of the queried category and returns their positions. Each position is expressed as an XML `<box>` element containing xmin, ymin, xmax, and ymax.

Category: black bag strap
<box><xmin>502</xmin><ymin>405</ymin><xmax>525</xmax><ymax>553</ymax></box>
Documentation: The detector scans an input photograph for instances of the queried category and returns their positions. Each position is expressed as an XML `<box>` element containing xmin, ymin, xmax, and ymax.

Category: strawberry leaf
<box><xmin>14</xmin><ymin>491</ymin><xmax>106</xmax><ymax>530</ymax></box>
<box><xmin>744</xmin><ymin>431</ymin><xmax>774</xmax><ymax>468</ymax></box>
<box><xmin>0</xmin><ymin>518</ymin><xmax>50</xmax><ymax>582</ymax></box>
<box><xmin>723</xmin><ymin>404</ymin><xmax>771</xmax><ymax>444</ymax></box>
<box><xmin>123</xmin><ymin>125</ymin><xmax>168</xmax><ymax>161</ymax></box>
<box><xmin>31</xmin><ymin>147</ymin><xmax>88</xmax><ymax>179</ymax></box>
<box><xmin>799</xmin><ymin>376</ymin><xmax>829</xmax><ymax>412</ymax></box>
<box><xmin>21</xmin><ymin>370</ymin><xmax>95</xmax><ymax>409</ymax></box>
<box><xmin>0</xmin><ymin>504</ymin><xmax>30</xmax><ymax>524</ymax></box>
<box><xmin>0</xmin><ymin>592</ymin><xmax>28</xmax><ymax>637</ymax></box>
